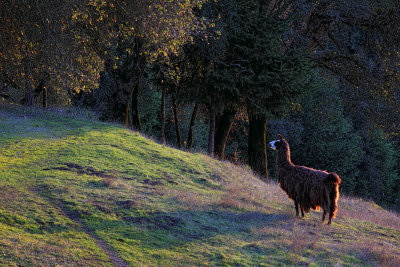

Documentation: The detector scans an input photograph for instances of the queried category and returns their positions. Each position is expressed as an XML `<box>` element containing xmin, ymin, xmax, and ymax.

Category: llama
<box><xmin>269</xmin><ymin>134</ymin><xmax>341</xmax><ymax>224</ymax></box>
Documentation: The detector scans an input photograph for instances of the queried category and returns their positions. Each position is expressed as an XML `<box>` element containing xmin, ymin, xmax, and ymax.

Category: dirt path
<box><xmin>63</xmin><ymin>209</ymin><xmax>129</xmax><ymax>267</ymax></box>
<box><xmin>32</xmin><ymin>187</ymin><xmax>129</xmax><ymax>267</ymax></box>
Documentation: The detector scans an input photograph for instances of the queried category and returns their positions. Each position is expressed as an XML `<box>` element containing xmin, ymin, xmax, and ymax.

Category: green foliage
<box><xmin>71</xmin><ymin>71</ymin><xmax>124</xmax><ymax>122</ymax></box>
<box><xmin>139</xmin><ymin>85</ymin><xmax>161</xmax><ymax>137</ymax></box>
<box><xmin>291</xmin><ymin>75</ymin><xmax>364</xmax><ymax>193</ymax></box>
<box><xmin>194</xmin><ymin>0</ymin><xmax>240</xmax><ymax>109</ymax></box>
<box><xmin>357</xmin><ymin>130</ymin><xmax>399</xmax><ymax>206</ymax></box>
<box><xmin>170</xmin><ymin>0</ymin><xmax>313</xmax><ymax>117</ymax></box>
<box><xmin>227</xmin><ymin>0</ymin><xmax>313</xmax><ymax>117</ymax></box>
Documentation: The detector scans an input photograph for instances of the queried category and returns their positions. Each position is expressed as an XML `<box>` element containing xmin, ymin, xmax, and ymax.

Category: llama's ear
<box><xmin>278</xmin><ymin>134</ymin><xmax>285</xmax><ymax>141</ymax></box>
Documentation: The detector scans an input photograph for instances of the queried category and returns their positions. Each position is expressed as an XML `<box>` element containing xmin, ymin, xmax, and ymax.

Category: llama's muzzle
<box><xmin>269</xmin><ymin>140</ymin><xmax>279</xmax><ymax>150</ymax></box>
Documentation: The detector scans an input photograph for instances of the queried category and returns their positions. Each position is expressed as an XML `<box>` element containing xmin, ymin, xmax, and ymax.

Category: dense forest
<box><xmin>1</xmin><ymin>0</ymin><xmax>399</xmax><ymax>210</ymax></box>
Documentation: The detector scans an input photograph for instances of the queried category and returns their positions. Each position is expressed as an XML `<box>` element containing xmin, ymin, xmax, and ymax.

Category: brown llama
<box><xmin>269</xmin><ymin>134</ymin><xmax>341</xmax><ymax>224</ymax></box>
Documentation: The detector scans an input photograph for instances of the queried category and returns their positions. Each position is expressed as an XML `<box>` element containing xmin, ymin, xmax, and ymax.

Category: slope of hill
<box><xmin>0</xmin><ymin>105</ymin><xmax>399</xmax><ymax>266</ymax></box>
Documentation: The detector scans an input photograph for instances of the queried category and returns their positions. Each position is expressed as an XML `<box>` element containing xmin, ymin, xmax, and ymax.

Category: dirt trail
<box><xmin>60</xmin><ymin>207</ymin><xmax>129</xmax><ymax>267</ymax></box>
<box><xmin>32</xmin><ymin>187</ymin><xmax>128</xmax><ymax>267</ymax></box>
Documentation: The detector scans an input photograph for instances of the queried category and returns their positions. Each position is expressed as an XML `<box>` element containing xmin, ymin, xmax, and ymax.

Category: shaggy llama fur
<box><xmin>270</xmin><ymin>134</ymin><xmax>341</xmax><ymax>224</ymax></box>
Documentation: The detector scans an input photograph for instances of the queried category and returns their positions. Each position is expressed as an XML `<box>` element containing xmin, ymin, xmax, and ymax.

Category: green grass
<box><xmin>1</xmin><ymin>104</ymin><xmax>400</xmax><ymax>266</ymax></box>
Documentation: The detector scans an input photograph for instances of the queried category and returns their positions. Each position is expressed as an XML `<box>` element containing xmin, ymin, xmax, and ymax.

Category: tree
<box><xmin>214</xmin><ymin>109</ymin><xmax>236</xmax><ymax>159</ymax></box>
<box><xmin>170</xmin><ymin>0</ymin><xmax>312</xmax><ymax>165</ymax></box>
<box><xmin>225</xmin><ymin>0</ymin><xmax>313</xmax><ymax>179</ymax></box>
<box><xmin>93</xmin><ymin>0</ymin><xmax>205</xmax><ymax>129</ymax></box>
<box><xmin>1</xmin><ymin>0</ymin><xmax>205</xmax><ymax>121</ymax></box>
<box><xmin>171</xmin><ymin>0</ymin><xmax>240</xmax><ymax>157</ymax></box>
<box><xmin>291</xmin><ymin>0</ymin><xmax>400</xmax><ymax>140</ymax></box>
<box><xmin>0</xmin><ymin>0</ymin><xmax>102</xmax><ymax>107</ymax></box>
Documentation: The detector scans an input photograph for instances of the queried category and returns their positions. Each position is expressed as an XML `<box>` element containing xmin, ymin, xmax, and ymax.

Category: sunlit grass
<box><xmin>0</xmin><ymin>104</ymin><xmax>399</xmax><ymax>266</ymax></box>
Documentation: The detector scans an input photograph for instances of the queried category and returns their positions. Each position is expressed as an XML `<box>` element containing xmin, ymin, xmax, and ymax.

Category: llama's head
<box><xmin>269</xmin><ymin>134</ymin><xmax>289</xmax><ymax>151</ymax></box>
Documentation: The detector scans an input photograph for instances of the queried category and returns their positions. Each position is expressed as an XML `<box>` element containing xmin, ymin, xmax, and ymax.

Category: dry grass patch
<box><xmin>102</xmin><ymin>176</ymin><xmax>117</xmax><ymax>187</ymax></box>
<box><xmin>210</xmin><ymin>160</ymin><xmax>292</xmax><ymax>212</ymax></box>
<box><xmin>166</xmin><ymin>188</ymin><xmax>220</xmax><ymax>210</ymax></box>
<box><xmin>354</xmin><ymin>241</ymin><xmax>400</xmax><ymax>267</ymax></box>
<box><xmin>290</xmin><ymin>222</ymin><xmax>320</xmax><ymax>252</ymax></box>
<box><xmin>338</xmin><ymin>196</ymin><xmax>400</xmax><ymax>229</ymax></box>
<box><xmin>210</xmin><ymin>159</ymin><xmax>400</xmax><ymax>266</ymax></box>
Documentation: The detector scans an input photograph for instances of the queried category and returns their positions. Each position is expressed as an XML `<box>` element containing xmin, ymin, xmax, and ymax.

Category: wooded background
<box><xmin>1</xmin><ymin>0</ymin><xmax>399</xmax><ymax>209</ymax></box>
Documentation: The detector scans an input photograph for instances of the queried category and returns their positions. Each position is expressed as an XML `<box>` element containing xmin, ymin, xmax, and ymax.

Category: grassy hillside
<box><xmin>0</xmin><ymin>104</ymin><xmax>399</xmax><ymax>266</ymax></box>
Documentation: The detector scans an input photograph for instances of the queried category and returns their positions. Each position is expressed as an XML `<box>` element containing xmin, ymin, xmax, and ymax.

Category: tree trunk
<box><xmin>31</xmin><ymin>79</ymin><xmax>47</xmax><ymax>108</ymax></box>
<box><xmin>208</xmin><ymin>107</ymin><xmax>216</xmax><ymax>157</ymax></box>
<box><xmin>42</xmin><ymin>86</ymin><xmax>47</xmax><ymax>108</ymax></box>
<box><xmin>186</xmin><ymin>103</ymin><xmax>199</xmax><ymax>151</ymax></box>
<box><xmin>131</xmin><ymin>84</ymin><xmax>141</xmax><ymax>130</ymax></box>
<box><xmin>248</xmin><ymin>115</ymin><xmax>268</xmax><ymax>180</ymax></box>
<box><xmin>214</xmin><ymin>109</ymin><xmax>236</xmax><ymax>160</ymax></box>
<box><xmin>172</xmin><ymin>93</ymin><xmax>182</xmax><ymax>148</ymax></box>
<box><xmin>160</xmin><ymin>86</ymin><xmax>166</xmax><ymax>144</ymax></box>
<box><xmin>24</xmin><ymin>77</ymin><xmax>34</xmax><ymax>106</ymax></box>
<box><xmin>126</xmin><ymin>81</ymin><xmax>141</xmax><ymax>131</ymax></box>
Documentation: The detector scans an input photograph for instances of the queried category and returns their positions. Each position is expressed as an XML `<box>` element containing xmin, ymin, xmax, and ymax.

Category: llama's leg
<box><xmin>301</xmin><ymin>207</ymin><xmax>305</xmax><ymax>217</ymax></box>
<box><xmin>328</xmin><ymin>208</ymin><xmax>335</xmax><ymax>224</ymax></box>
<box><xmin>327</xmin><ymin>204</ymin><xmax>336</xmax><ymax>224</ymax></box>
<box><xmin>294</xmin><ymin>201</ymin><xmax>300</xmax><ymax>217</ymax></box>
<box><xmin>328</xmin><ymin>189</ymin><xmax>338</xmax><ymax>224</ymax></box>
<box><xmin>322</xmin><ymin>210</ymin><xmax>327</xmax><ymax>222</ymax></box>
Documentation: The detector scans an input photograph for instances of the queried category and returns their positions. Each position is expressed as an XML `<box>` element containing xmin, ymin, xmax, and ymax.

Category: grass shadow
<box><xmin>89</xmin><ymin>209</ymin><xmax>291</xmax><ymax>250</ymax></box>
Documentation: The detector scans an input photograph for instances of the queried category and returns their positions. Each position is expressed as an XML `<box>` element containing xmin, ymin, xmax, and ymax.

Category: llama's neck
<box><xmin>277</xmin><ymin>145</ymin><xmax>293</xmax><ymax>169</ymax></box>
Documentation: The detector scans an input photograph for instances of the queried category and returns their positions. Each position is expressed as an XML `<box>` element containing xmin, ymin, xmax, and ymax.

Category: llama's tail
<box><xmin>324</xmin><ymin>173</ymin><xmax>341</xmax><ymax>185</ymax></box>
<box><xmin>325</xmin><ymin>173</ymin><xmax>341</xmax><ymax>220</ymax></box>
